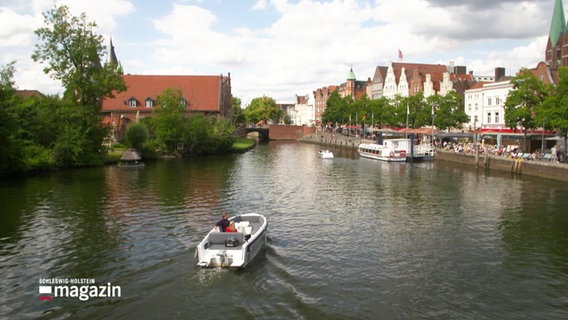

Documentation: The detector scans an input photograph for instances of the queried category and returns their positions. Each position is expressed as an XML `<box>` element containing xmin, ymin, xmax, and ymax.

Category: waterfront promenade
<box><xmin>300</xmin><ymin>129</ymin><xmax>372</xmax><ymax>149</ymax></box>
<box><xmin>299</xmin><ymin>130</ymin><xmax>568</xmax><ymax>182</ymax></box>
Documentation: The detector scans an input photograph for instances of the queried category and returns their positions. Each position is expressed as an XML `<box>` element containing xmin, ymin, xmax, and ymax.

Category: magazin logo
<box><xmin>38</xmin><ymin>279</ymin><xmax>121</xmax><ymax>301</ymax></box>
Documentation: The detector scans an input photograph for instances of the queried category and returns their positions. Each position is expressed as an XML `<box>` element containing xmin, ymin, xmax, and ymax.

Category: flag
<box><xmin>398</xmin><ymin>49</ymin><xmax>403</xmax><ymax>60</ymax></box>
<box><xmin>39</xmin><ymin>286</ymin><xmax>53</xmax><ymax>301</ymax></box>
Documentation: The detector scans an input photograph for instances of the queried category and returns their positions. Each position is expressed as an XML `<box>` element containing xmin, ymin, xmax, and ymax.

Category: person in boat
<box><xmin>226</xmin><ymin>221</ymin><xmax>237</xmax><ymax>233</ymax></box>
<box><xmin>215</xmin><ymin>213</ymin><xmax>229</xmax><ymax>232</ymax></box>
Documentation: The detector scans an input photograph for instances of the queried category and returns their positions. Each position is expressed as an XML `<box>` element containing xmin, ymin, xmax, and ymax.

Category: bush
<box><xmin>125</xmin><ymin>123</ymin><xmax>149</xmax><ymax>151</ymax></box>
<box><xmin>24</xmin><ymin>145</ymin><xmax>54</xmax><ymax>171</ymax></box>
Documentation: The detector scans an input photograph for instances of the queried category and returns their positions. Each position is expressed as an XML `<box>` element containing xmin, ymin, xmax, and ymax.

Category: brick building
<box><xmin>100</xmin><ymin>41</ymin><xmax>232</xmax><ymax>141</ymax></box>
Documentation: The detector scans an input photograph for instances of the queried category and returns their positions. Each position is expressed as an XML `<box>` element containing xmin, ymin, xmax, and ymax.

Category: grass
<box><xmin>105</xmin><ymin>145</ymin><xmax>126</xmax><ymax>164</ymax></box>
<box><xmin>231</xmin><ymin>138</ymin><xmax>256</xmax><ymax>152</ymax></box>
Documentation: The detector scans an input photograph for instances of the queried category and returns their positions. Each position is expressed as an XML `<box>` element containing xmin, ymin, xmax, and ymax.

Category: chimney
<box><xmin>455</xmin><ymin>66</ymin><xmax>467</xmax><ymax>75</ymax></box>
<box><xmin>495</xmin><ymin>67</ymin><xmax>505</xmax><ymax>82</ymax></box>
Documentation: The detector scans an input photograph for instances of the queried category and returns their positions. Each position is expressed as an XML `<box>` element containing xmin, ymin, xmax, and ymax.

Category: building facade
<box><xmin>101</xmin><ymin>74</ymin><xmax>232</xmax><ymax>141</ymax></box>
<box><xmin>285</xmin><ymin>95</ymin><xmax>315</xmax><ymax>126</ymax></box>
<box><xmin>381</xmin><ymin>62</ymin><xmax>467</xmax><ymax>99</ymax></box>
<box><xmin>100</xmin><ymin>41</ymin><xmax>232</xmax><ymax>140</ymax></box>
<box><xmin>338</xmin><ymin>68</ymin><xmax>369</xmax><ymax>99</ymax></box>
<box><xmin>313</xmin><ymin>85</ymin><xmax>338</xmax><ymax>125</ymax></box>
<box><xmin>463</xmin><ymin>80</ymin><xmax>512</xmax><ymax>131</ymax></box>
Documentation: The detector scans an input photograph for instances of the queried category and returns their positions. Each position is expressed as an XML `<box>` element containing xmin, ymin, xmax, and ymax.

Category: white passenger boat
<box><xmin>358</xmin><ymin>138</ymin><xmax>434</xmax><ymax>162</ymax></box>
<box><xmin>196</xmin><ymin>213</ymin><xmax>267</xmax><ymax>268</ymax></box>
<box><xmin>318</xmin><ymin>150</ymin><xmax>334</xmax><ymax>159</ymax></box>
<box><xmin>358</xmin><ymin>139</ymin><xmax>409</xmax><ymax>162</ymax></box>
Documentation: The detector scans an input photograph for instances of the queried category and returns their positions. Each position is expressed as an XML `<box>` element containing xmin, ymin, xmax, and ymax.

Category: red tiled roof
<box><xmin>468</xmin><ymin>82</ymin><xmax>487</xmax><ymax>89</ymax></box>
<box><xmin>16</xmin><ymin>90</ymin><xmax>45</xmax><ymax>99</ymax></box>
<box><xmin>392</xmin><ymin>62</ymin><xmax>448</xmax><ymax>85</ymax></box>
<box><xmin>102</xmin><ymin>74</ymin><xmax>223</xmax><ymax>112</ymax></box>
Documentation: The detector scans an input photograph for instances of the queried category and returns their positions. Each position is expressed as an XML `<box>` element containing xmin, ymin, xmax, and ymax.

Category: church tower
<box><xmin>108</xmin><ymin>38</ymin><xmax>123</xmax><ymax>74</ymax></box>
<box><xmin>346</xmin><ymin>67</ymin><xmax>356</xmax><ymax>98</ymax></box>
<box><xmin>546</xmin><ymin>0</ymin><xmax>568</xmax><ymax>69</ymax></box>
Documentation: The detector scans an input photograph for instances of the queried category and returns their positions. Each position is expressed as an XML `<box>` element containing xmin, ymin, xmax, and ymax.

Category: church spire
<box><xmin>549</xmin><ymin>0</ymin><xmax>567</xmax><ymax>47</ymax></box>
<box><xmin>109</xmin><ymin>37</ymin><xmax>118</xmax><ymax>65</ymax></box>
<box><xmin>107</xmin><ymin>38</ymin><xmax>123</xmax><ymax>74</ymax></box>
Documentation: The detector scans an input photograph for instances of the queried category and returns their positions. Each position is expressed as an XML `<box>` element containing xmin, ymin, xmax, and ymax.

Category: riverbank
<box><xmin>299</xmin><ymin>131</ymin><xmax>370</xmax><ymax>149</ymax></box>
<box><xmin>299</xmin><ymin>132</ymin><xmax>568</xmax><ymax>182</ymax></box>
<box><xmin>230</xmin><ymin>137</ymin><xmax>256</xmax><ymax>153</ymax></box>
<box><xmin>435</xmin><ymin>150</ymin><xmax>568</xmax><ymax>182</ymax></box>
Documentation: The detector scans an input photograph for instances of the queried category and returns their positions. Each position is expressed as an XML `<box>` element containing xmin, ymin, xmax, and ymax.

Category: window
<box><xmin>487</xmin><ymin>98</ymin><xmax>492</xmax><ymax>106</ymax></box>
<box><xmin>487</xmin><ymin>112</ymin><xmax>491</xmax><ymax>124</ymax></box>
<box><xmin>495</xmin><ymin>112</ymin><xmax>499</xmax><ymax>123</ymax></box>
<box><xmin>495</xmin><ymin>97</ymin><xmax>500</xmax><ymax>105</ymax></box>
<box><xmin>145</xmin><ymin>98</ymin><xmax>154</xmax><ymax>108</ymax></box>
<box><xmin>128</xmin><ymin>98</ymin><xmax>137</xmax><ymax>108</ymax></box>
<box><xmin>179</xmin><ymin>98</ymin><xmax>187</xmax><ymax>107</ymax></box>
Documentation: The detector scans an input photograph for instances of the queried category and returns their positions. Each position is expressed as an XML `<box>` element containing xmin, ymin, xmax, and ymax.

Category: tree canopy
<box><xmin>544</xmin><ymin>67</ymin><xmax>568</xmax><ymax>137</ymax></box>
<box><xmin>322</xmin><ymin>90</ymin><xmax>468</xmax><ymax>131</ymax></box>
<box><xmin>243</xmin><ymin>96</ymin><xmax>283</xmax><ymax>125</ymax></box>
<box><xmin>505</xmin><ymin>68</ymin><xmax>551</xmax><ymax>151</ymax></box>
<box><xmin>32</xmin><ymin>5</ymin><xmax>125</xmax><ymax>109</ymax></box>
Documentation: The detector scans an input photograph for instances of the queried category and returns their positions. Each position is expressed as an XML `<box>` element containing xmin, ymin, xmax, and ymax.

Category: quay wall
<box><xmin>298</xmin><ymin>132</ymin><xmax>568</xmax><ymax>182</ymax></box>
<box><xmin>269</xmin><ymin>125</ymin><xmax>316</xmax><ymax>140</ymax></box>
<box><xmin>436</xmin><ymin>150</ymin><xmax>568</xmax><ymax>182</ymax></box>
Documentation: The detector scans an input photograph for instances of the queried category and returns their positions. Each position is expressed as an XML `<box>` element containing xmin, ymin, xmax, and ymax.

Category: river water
<box><xmin>1</xmin><ymin>141</ymin><xmax>567</xmax><ymax>319</ymax></box>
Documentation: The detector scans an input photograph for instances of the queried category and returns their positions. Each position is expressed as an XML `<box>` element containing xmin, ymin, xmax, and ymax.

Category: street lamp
<box><xmin>474</xmin><ymin>115</ymin><xmax>479</xmax><ymax>167</ymax></box>
<box><xmin>431</xmin><ymin>102</ymin><xmax>435</xmax><ymax>146</ymax></box>
<box><xmin>541</xmin><ymin>118</ymin><xmax>546</xmax><ymax>153</ymax></box>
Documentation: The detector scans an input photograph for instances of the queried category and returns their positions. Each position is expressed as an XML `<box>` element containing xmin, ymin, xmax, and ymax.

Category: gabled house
<box><xmin>313</xmin><ymin>85</ymin><xmax>338</xmax><ymax>125</ymax></box>
<box><xmin>383</xmin><ymin>62</ymin><xmax>451</xmax><ymax>99</ymax></box>
<box><xmin>367</xmin><ymin>66</ymin><xmax>388</xmax><ymax>99</ymax></box>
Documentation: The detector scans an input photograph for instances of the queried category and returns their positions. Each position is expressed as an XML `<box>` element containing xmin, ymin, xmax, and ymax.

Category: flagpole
<box><xmin>405</xmin><ymin>102</ymin><xmax>409</xmax><ymax>139</ymax></box>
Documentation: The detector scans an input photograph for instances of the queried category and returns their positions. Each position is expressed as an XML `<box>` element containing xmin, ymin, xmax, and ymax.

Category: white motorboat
<box><xmin>358</xmin><ymin>138</ymin><xmax>434</xmax><ymax>162</ymax></box>
<box><xmin>196</xmin><ymin>213</ymin><xmax>267</xmax><ymax>268</ymax></box>
<box><xmin>318</xmin><ymin>150</ymin><xmax>334</xmax><ymax>159</ymax></box>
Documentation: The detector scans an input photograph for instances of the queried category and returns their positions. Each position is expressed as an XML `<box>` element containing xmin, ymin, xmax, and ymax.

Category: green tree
<box><xmin>154</xmin><ymin>88</ymin><xmax>187</xmax><ymax>153</ymax></box>
<box><xmin>32</xmin><ymin>5</ymin><xmax>125</xmax><ymax>109</ymax></box>
<box><xmin>0</xmin><ymin>62</ymin><xmax>27</xmax><ymax>176</ymax></box>
<box><xmin>407</xmin><ymin>92</ymin><xmax>428</xmax><ymax>129</ymax></box>
<box><xmin>505</xmin><ymin>68</ymin><xmax>550</xmax><ymax>152</ymax></box>
<box><xmin>321</xmin><ymin>91</ymin><xmax>346</xmax><ymax>125</ymax></box>
<box><xmin>243</xmin><ymin>96</ymin><xmax>282</xmax><ymax>125</ymax></box>
<box><xmin>51</xmin><ymin>101</ymin><xmax>108</xmax><ymax>167</ymax></box>
<box><xmin>366</xmin><ymin>97</ymin><xmax>391</xmax><ymax>128</ymax></box>
<box><xmin>232</xmin><ymin>97</ymin><xmax>245</xmax><ymax>125</ymax></box>
<box><xmin>15</xmin><ymin>94</ymin><xmax>60</xmax><ymax>171</ymax></box>
<box><xmin>125</xmin><ymin>123</ymin><xmax>149</xmax><ymax>151</ymax></box>
<box><xmin>429</xmin><ymin>91</ymin><xmax>468</xmax><ymax>131</ymax></box>
<box><xmin>206</xmin><ymin>117</ymin><xmax>236</xmax><ymax>153</ymax></box>
<box><xmin>389</xmin><ymin>95</ymin><xmax>409</xmax><ymax>128</ymax></box>
<box><xmin>0</xmin><ymin>61</ymin><xmax>16</xmax><ymax>87</ymax></box>
<box><xmin>543</xmin><ymin>66</ymin><xmax>568</xmax><ymax>154</ymax></box>
<box><xmin>31</xmin><ymin>5</ymin><xmax>126</xmax><ymax>167</ymax></box>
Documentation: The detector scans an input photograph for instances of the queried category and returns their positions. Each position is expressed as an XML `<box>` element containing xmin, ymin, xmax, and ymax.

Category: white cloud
<box><xmin>0</xmin><ymin>0</ymin><xmax>556</xmax><ymax>103</ymax></box>
<box><xmin>252</xmin><ymin>0</ymin><xmax>267</xmax><ymax>11</ymax></box>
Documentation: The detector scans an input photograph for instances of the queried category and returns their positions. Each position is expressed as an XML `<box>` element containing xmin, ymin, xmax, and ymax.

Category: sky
<box><xmin>0</xmin><ymin>0</ymin><xmax>560</xmax><ymax>104</ymax></box>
